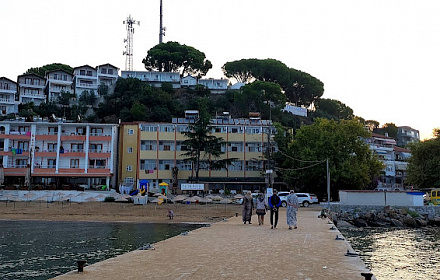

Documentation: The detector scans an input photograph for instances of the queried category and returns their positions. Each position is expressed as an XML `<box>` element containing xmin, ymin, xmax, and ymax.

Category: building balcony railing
<box><xmin>0</xmin><ymin>98</ymin><xmax>14</xmax><ymax>103</ymax></box>
<box><xmin>77</xmin><ymin>83</ymin><xmax>98</xmax><ymax>88</ymax></box>
<box><xmin>21</xmin><ymin>93</ymin><xmax>46</xmax><ymax>98</ymax></box>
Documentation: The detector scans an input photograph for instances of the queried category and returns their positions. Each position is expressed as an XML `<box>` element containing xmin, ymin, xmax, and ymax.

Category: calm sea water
<box><xmin>340</xmin><ymin>227</ymin><xmax>440</xmax><ymax>280</ymax></box>
<box><xmin>0</xmin><ymin>220</ymin><xmax>202</xmax><ymax>280</ymax></box>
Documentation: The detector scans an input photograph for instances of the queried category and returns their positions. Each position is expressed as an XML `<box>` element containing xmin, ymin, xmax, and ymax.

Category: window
<box><xmin>76</xmin><ymin>127</ymin><xmax>86</xmax><ymax>135</ymax></box>
<box><xmin>177</xmin><ymin>160</ymin><xmax>192</xmax><ymax>171</ymax></box>
<box><xmin>25</xmin><ymin>78</ymin><xmax>32</xmax><ymax>84</ymax></box>
<box><xmin>159</xmin><ymin>160</ymin><xmax>173</xmax><ymax>170</ymax></box>
<box><xmin>18</xmin><ymin>126</ymin><xmax>30</xmax><ymax>133</ymax></box>
<box><xmin>18</xmin><ymin>141</ymin><xmax>29</xmax><ymax>151</ymax></box>
<box><xmin>140</xmin><ymin>125</ymin><xmax>157</xmax><ymax>132</ymax></box>
<box><xmin>86</xmin><ymin>70</ymin><xmax>92</xmax><ymax>76</ymax></box>
<box><xmin>229</xmin><ymin>142</ymin><xmax>243</xmax><ymax>152</ymax></box>
<box><xmin>90</xmin><ymin>143</ymin><xmax>103</xmax><ymax>152</ymax></box>
<box><xmin>80</xmin><ymin>70</ymin><xmax>85</xmax><ymax>75</ymax></box>
<box><xmin>71</xmin><ymin>143</ymin><xmax>84</xmax><ymax>152</ymax></box>
<box><xmin>47</xmin><ymin>143</ymin><xmax>57</xmax><ymax>152</ymax></box>
<box><xmin>53</xmin><ymin>74</ymin><xmax>59</xmax><ymax>80</ymax></box>
<box><xmin>159</xmin><ymin>141</ymin><xmax>174</xmax><ymax>151</ymax></box>
<box><xmin>108</xmin><ymin>69</ymin><xmax>113</xmax><ymax>75</ymax></box>
<box><xmin>15</xmin><ymin>159</ymin><xmax>28</xmax><ymax>168</ymax></box>
<box><xmin>47</xmin><ymin>159</ymin><xmax>56</xmax><ymax>168</ymax></box>
<box><xmin>176</xmin><ymin>125</ymin><xmax>189</xmax><ymax>132</ymax></box>
<box><xmin>228</xmin><ymin>161</ymin><xmax>243</xmax><ymax>171</ymax></box>
<box><xmin>127</xmin><ymin>147</ymin><xmax>133</xmax><ymax>153</ymax></box>
<box><xmin>126</xmin><ymin>165</ymin><xmax>133</xmax><ymax>172</ymax></box>
<box><xmin>128</xmin><ymin>129</ymin><xmax>134</xmax><ymax>135</ymax></box>
<box><xmin>90</xmin><ymin>128</ymin><xmax>103</xmax><ymax>136</ymax></box>
<box><xmin>70</xmin><ymin>159</ymin><xmax>79</xmax><ymax>168</ymax></box>
<box><xmin>100</xmin><ymin>68</ymin><xmax>107</xmax><ymax>74</ymax></box>
<box><xmin>140</xmin><ymin>159</ymin><xmax>156</xmax><ymax>171</ymax></box>
<box><xmin>159</xmin><ymin>125</ymin><xmax>174</xmax><ymax>132</ymax></box>
<box><xmin>246</xmin><ymin>160</ymin><xmax>262</xmax><ymax>171</ymax></box>
<box><xmin>124</xmin><ymin>177</ymin><xmax>134</xmax><ymax>185</ymax></box>
<box><xmin>48</xmin><ymin>127</ymin><xmax>58</xmax><ymax>135</ymax></box>
<box><xmin>141</xmin><ymin>140</ymin><xmax>156</xmax><ymax>151</ymax></box>
<box><xmin>90</xmin><ymin>159</ymin><xmax>106</xmax><ymax>168</ymax></box>
<box><xmin>247</xmin><ymin>143</ymin><xmax>261</xmax><ymax>152</ymax></box>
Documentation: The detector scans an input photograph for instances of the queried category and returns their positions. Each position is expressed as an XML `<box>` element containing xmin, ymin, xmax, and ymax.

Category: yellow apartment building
<box><xmin>118</xmin><ymin>112</ymin><xmax>277</xmax><ymax>194</ymax></box>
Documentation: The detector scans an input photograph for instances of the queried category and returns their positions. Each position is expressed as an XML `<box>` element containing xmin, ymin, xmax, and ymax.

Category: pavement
<box><xmin>54</xmin><ymin>207</ymin><xmax>375</xmax><ymax>280</ymax></box>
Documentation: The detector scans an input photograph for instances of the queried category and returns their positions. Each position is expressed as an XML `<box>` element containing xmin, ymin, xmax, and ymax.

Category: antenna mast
<box><xmin>159</xmin><ymin>0</ymin><xmax>166</xmax><ymax>44</ymax></box>
<box><xmin>123</xmin><ymin>15</ymin><xmax>140</xmax><ymax>71</ymax></box>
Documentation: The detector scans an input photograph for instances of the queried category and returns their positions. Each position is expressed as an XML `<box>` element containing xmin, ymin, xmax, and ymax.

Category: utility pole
<box><xmin>159</xmin><ymin>0</ymin><xmax>166</xmax><ymax>44</ymax></box>
<box><xmin>327</xmin><ymin>158</ymin><xmax>330</xmax><ymax>208</ymax></box>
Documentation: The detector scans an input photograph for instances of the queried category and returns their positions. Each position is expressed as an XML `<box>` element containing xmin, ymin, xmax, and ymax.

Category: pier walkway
<box><xmin>55</xmin><ymin>208</ymin><xmax>374</xmax><ymax>280</ymax></box>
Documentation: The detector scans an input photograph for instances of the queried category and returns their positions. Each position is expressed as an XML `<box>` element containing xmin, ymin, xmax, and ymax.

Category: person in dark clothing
<box><xmin>268</xmin><ymin>189</ymin><xmax>282</xmax><ymax>229</ymax></box>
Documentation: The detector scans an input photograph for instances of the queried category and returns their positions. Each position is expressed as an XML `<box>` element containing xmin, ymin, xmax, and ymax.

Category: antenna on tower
<box><xmin>159</xmin><ymin>0</ymin><xmax>166</xmax><ymax>44</ymax></box>
<box><xmin>123</xmin><ymin>15</ymin><xmax>140</xmax><ymax>71</ymax></box>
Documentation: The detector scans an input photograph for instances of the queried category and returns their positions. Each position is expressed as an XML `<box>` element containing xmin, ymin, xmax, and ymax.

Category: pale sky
<box><xmin>1</xmin><ymin>0</ymin><xmax>439</xmax><ymax>140</ymax></box>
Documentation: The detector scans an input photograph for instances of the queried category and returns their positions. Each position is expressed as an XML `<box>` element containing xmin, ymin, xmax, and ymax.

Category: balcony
<box><xmin>0</xmin><ymin>98</ymin><xmax>14</xmax><ymax>104</ymax></box>
<box><xmin>21</xmin><ymin>93</ymin><xmax>46</xmax><ymax>99</ymax></box>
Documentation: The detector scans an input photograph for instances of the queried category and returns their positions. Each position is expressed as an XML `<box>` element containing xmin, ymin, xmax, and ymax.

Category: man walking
<box><xmin>286</xmin><ymin>190</ymin><xmax>299</xmax><ymax>229</ymax></box>
<box><xmin>268</xmin><ymin>189</ymin><xmax>282</xmax><ymax>229</ymax></box>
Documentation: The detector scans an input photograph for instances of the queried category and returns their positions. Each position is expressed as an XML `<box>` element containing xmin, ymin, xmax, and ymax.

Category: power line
<box><xmin>276</xmin><ymin>160</ymin><xmax>326</xmax><ymax>172</ymax></box>
<box><xmin>276</xmin><ymin>149</ymin><xmax>324</xmax><ymax>163</ymax></box>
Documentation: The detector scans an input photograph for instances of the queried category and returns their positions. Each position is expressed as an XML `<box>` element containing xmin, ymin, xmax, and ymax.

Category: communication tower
<box><xmin>123</xmin><ymin>15</ymin><xmax>140</xmax><ymax>71</ymax></box>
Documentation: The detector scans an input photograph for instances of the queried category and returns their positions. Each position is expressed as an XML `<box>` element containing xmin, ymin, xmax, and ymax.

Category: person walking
<box><xmin>268</xmin><ymin>189</ymin><xmax>282</xmax><ymax>229</ymax></box>
<box><xmin>286</xmin><ymin>190</ymin><xmax>299</xmax><ymax>229</ymax></box>
<box><xmin>242</xmin><ymin>191</ymin><xmax>254</xmax><ymax>224</ymax></box>
<box><xmin>255</xmin><ymin>192</ymin><xmax>267</xmax><ymax>225</ymax></box>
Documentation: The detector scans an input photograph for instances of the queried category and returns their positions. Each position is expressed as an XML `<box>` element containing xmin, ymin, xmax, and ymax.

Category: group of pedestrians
<box><xmin>242</xmin><ymin>189</ymin><xmax>299</xmax><ymax>230</ymax></box>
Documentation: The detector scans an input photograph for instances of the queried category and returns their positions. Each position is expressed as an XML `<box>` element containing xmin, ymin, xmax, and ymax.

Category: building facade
<box><xmin>396</xmin><ymin>126</ymin><xmax>420</xmax><ymax>147</ymax></box>
<box><xmin>0</xmin><ymin>119</ymin><xmax>118</xmax><ymax>189</ymax></box>
<box><xmin>119</xmin><ymin>112</ymin><xmax>276</xmax><ymax>194</ymax></box>
<box><xmin>45</xmin><ymin>70</ymin><xmax>74</xmax><ymax>103</ymax></box>
<box><xmin>367</xmin><ymin>133</ymin><xmax>411</xmax><ymax>189</ymax></box>
<box><xmin>0</xmin><ymin>77</ymin><xmax>18</xmax><ymax>116</ymax></box>
<box><xmin>17</xmin><ymin>73</ymin><xmax>46</xmax><ymax>106</ymax></box>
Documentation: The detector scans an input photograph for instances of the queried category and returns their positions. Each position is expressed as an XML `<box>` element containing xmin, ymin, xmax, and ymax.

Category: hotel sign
<box><xmin>181</xmin><ymin>183</ymin><xmax>205</xmax><ymax>191</ymax></box>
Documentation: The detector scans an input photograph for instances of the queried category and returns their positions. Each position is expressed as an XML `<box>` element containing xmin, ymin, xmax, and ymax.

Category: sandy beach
<box><xmin>0</xmin><ymin>200</ymin><xmax>244</xmax><ymax>223</ymax></box>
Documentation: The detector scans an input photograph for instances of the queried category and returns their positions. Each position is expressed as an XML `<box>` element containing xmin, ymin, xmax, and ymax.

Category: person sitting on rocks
<box><xmin>167</xmin><ymin>209</ymin><xmax>174</xmax><ymax>219</ymax></box>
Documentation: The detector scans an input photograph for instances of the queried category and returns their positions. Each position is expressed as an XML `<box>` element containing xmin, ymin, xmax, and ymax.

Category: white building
<box><xmin>121</xmin><ymin>70</ymin><xmax>181</xmax><ymax>88</ymax></box>
<box><xmin>0</xmin><ymin>119</ymin><xmax>119</xmax><ymax>189</ymax></box>
<box><xmin>17</xmin><ymin>73</ymin><xmax>46</xmax><ymax>106</ymax></box>
<box><xmin>73</xmin><ymin>65</ymin><xmax>99</xmax><ymax>98</ymax></box>
<box><xmin>0</xmin><ymin>77</ymin><xmax>18</xmax><ymax>116</ymax></box>
<box><xmin>45</xmin><ymin>70</ymin><xmax>74</xmax><ymax>103</ymax></box>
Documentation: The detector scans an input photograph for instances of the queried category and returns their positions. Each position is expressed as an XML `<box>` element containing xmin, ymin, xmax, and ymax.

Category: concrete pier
<box><xmin>55</xmin><ymin>208</ymin><xmax>374</xmax><ymax>280</ymax></box>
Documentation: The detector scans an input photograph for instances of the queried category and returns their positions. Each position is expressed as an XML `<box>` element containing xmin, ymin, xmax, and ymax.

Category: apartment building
<box><xmin>0</xmin><ymin>77</ymin><xmax>18</xmax><ymax>116</ymax></box>
<box><xmin>17</xmin><ymin>73</ymin><xmax>46</xmax><ymax>106</ymax></box>
<box><xmin>0</xmin><ymin>119</ymin><xmax>118</xmax><ymax>189</ymax></box>
<box><xmin>121</xmin><ymin>70</ymin><xmax>181</xmax><ymax>88</ymax></box>
<box><xmin>73</xmin><ymin>65</ymin><xmax>99</xmax><ymax>99</ymax></box>
<box><xmin>366</xmin><ymin>133</ymin><xmax>411</xmax><ymax>189</ymax></box>
<box><xmin>397</xmin><ymin>126</ymin><xmax>420</xmax><ymax>147</ymax></box>
<box><xmin>45</xmin><ymin>70</ymin><xmax>74</xmax><ymax>103</ymax></box>
<box><xmin>119</xmin><ymin>112</ymin><xmax>275</xmax><ymax>194</ymax></box>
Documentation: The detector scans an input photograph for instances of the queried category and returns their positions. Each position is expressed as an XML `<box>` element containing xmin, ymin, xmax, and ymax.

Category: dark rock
<box><xmin>415</xmin><ymin>218</ymin><xmax>428</xmax><ymax>227</ymax></box>
<box><xmin>390</xmin><ymin>219</ymin><xmax>404</xmax><ymax>227</ymax></box>
<box><xmin>428</xmin><ymin>216</ymin><xmax>440</xmax><ymax>226</ymax></box>
<box><xmin>354</xmin><ymin>219</ymin><xmax>369</xmax><ymax>228</ymax></box>
<box><xmin>336</xmin><ymin>220</ymin><xmax>356</xmax><ymax>229</ymax></box>
<box><xmin>403</xmin><ymin>215</ymin><xmax>417</xmax><ymax>228</ymax></box>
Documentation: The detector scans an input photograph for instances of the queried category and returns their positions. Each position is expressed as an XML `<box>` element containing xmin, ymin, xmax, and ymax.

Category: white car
<box><xmin>278</xmin><ymin>192</ymin><xmax>318</xmax><ymax>207</ymax></box>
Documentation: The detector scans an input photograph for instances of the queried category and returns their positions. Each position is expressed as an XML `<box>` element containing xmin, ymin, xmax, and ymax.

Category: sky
<box><xmin>1</xmin><ymin>0</ymin><xmax>439</xmax><ymax>140</ymax></box>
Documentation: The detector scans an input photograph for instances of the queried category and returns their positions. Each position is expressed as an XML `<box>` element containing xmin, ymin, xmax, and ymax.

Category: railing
<box><xmin>77</xmin><ymin>83</ymin><xmax>97</xmax><ymax>88</ymax></box>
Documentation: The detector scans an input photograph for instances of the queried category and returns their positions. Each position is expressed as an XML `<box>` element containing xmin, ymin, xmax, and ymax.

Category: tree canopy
<box><xmin>407</xmin><ymin>135</ymin><xmax>440</xmax><ymax>188</ymax></box>
<box><xmin>142</xmin><ymin>41</ymin><xmax>212</xmax><ymax>78</ymax></box>
<box><xmin>313</xmin><ymin>98</ymin><xmax>354</xmax><ymax>120</ymax></box>
<box><xmin>278</xmin><ymin>118</ymin><xmax>383</xmax><ymax>198</ymax></box>
<box><xmin>222</xmin><ymin>58</ymin><xmax>324</xmax><ymax>107</ymax></box>
<box><xmin>26</xmin><ymin>63</ymin><xmax>73</xmax><ymax>77</ymax></box>
<box><xmin>180</xmin><ymin>99</ymin><xmax>235</xmax><ymax>182</ymax></box>
<box><xmin>373</xmin><ymin>123</ymin><xmax>398</xmax><ymax>139</ymax></box>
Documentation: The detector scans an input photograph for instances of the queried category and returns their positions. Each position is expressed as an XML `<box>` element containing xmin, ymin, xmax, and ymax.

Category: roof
<box><xmin>73</xmin><ymin>65</ymin><xmax>96</xmax><ymax>70</ymax></box>
<box><xmin>44</xmin><ymin>69</ymin><xmax>73</xmax><ymax>76</ymax></box>
<box><xmin>394</xmin><ymin>146</ymin><xmax>410</xmax><ymax>153</ymax></box>
<box><xmin>96</xmin><ymin>63</ymin><xmax>119</xmax><ymax>70</ymax></box>
<box><xmin>17</xmin><ymin>73</ymin><xmax>46</xmax><ymax>79</ymax></box>
<box><xmin>0</xmin><ymin>77</ymin><xmax>17</xmax><ymax>84</ymax></box>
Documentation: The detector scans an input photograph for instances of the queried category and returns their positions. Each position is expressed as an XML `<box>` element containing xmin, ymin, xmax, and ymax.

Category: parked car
<box><xmin>278</xmin><ymin>192</ymin><xmax>318</xmax><ymax>207</ymax></box>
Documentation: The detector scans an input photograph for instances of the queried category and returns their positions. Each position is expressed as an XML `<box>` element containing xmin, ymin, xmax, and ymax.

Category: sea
<box><xmin>0</xmin><ymin>220</ymin><xmax>202</xmax><ymax>280</ymax></box>
<box><xmin>340</xmin><ymin>227</ymin><xmax>440</xmax><ymax>280</ymax></box>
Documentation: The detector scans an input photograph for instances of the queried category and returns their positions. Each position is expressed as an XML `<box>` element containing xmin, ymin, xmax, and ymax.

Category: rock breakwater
<box><xmin>329</xmin><ymin>205</ymin><xmax>440</xmax><ymax>228</ymax></box>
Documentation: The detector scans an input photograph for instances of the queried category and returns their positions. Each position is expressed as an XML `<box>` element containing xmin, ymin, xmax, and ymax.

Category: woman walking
<box><xmin>255</xmin><ymin>192</ymin><xmax>267</xmax><ymax>225</ymax></box>
<box><xmin>286</xmin><ymin>190</ymin><xmax>299</xmax><ymax>229</ymax></box>
<box><xmin>242</xmin><ymin>191</ymin><xmax>254</xmax><ymax>224</ymax></box>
